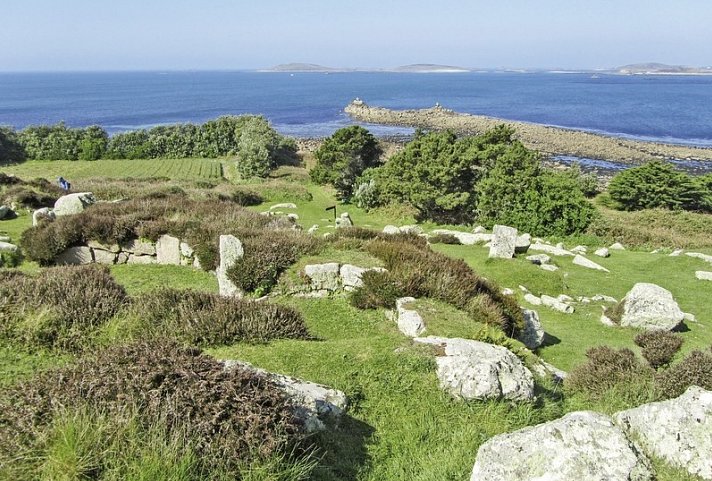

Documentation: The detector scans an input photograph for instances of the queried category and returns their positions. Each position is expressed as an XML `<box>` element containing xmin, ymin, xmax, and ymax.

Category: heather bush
<box><xmin>349</xmin><ymin>270</ymin><xmax>403</xmax><ymax>309</ymax></box>
<box><xmin>0</xmin><ymin>265</ymin><xmax>127</xmax><ymax>351</ymax></box>
<box><xmin>428</xmin><ymin>233</ymin><xmax>461</xmax><ymax>245</ymax></box>
<box><xmin>565</xmin><ymin>346</ymin><xmax>652</xmax><ymax>397</ymax></box>
<box><xmin>136</xmin><ymin>288</ymin><xmax>310</xmax><ymax>345</ymax></box>
<box><xmin>0</xmin><ymin>340</ymin><xmax>308</xmax><ymax>480</ymax></box>
<box><xmin>0</xmin><ymin>175</ymin><xmax>64</xmax><ymax>209</ymax></box>
<box><xmin>656</xmin><ymin>348</ymin><xmax>712</xmax><ymax>399</ymax></box>
<box><xmin>634</xmin><ymin>331</ymin><xmax>683</xmax><ymax>369</ymax></box>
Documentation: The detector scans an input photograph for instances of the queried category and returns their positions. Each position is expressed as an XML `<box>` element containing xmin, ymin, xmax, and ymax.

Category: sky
<box><xmin>2</xmin><ymin>0</ymin><xmax>711</xmax><ymax>71</ymax></box>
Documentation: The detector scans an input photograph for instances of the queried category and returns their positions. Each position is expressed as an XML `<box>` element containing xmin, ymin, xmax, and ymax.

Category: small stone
<box><xmin>683</xmin><ymin>312</ymin><xmax>697</xmax><ymax>323</ymax></box>
<box><xmin>524</xmin><ymin>293</ymin><xmax>542</xmax><ymax>306</ymax></box>
<box><xmin>0</xmin><ymin>205</ymin><xmax>10</xmax><ymax>220</ymax></box>
<box><xmin>526</xmin><ymin>253</ymin><xmax>551</xmax><ymax>265</ymax></box>
<box><xmin>594</xmin><ymin>247</ymin><xmax>610</xmax><ymax>258</ymax></box>
<box><xmin>54</xmin><ymin>192</ymin><xmax>95</xmax><ymax>216</ymax></box>
<box><xmin>382</xmin><ymin>225</ymin><xmax>400</xmax><ymax>234</ymax></box>
<box><xmin>529</xmin><ymin>243</ymin><xmax>575</xmax><ymax>256</ymax></box>
<box><xmin>395</xmin><ymin>297</ymin><xmax>426</xmax><ymax>337</ymax></box>
<box><xmin>0</xmin><ymin>241</ymin><xmax>19</xmax><ymax>253</ymax></box>
<box><xmin>308</xmin><ymin>224</ymin><xmax>319</xmax><ymax>234</ymax></box>
<box><xmin>668</xmin><ymin>249</ymin><xmax>684</xmax><ymax>257</ymax></box>
<box><xmin>609</xmin><ymin>242</ymin><xmax>626</xmax><ymax>250</ymax></box>
<box><xmin>572</xmin><ymin>245</ymin><xmax>588</xmax><ymax>254</ymax></box>
<box><xmin>32</xmin><ymin>207</ymin><xmax>56</xmax><ymax>226</ymax></box>
<box><xmin>269</xmin><ymin>203</ymin><xmax>297</xmax><ymax>210</ymax></box>
<box><xmin>399</xmin><ymin>225</ymin><xmax>424</xmax><ymax>235</ymax></box>
<box><xmin>539</xmin><ymin>264</ymin><xmax>559</xmax><ymax>272</ymax></box>
<box><xmin>501</xmin><ymin>288</ymin><xmax>515</xmax><ymax>296</ymax></box>
<box><xmin>518</xmin><ymin>285</ymin><xmax>529</xmax><ymax>293</ymax></box>
<box><xmin>541</xmin><ymin>294</ymin><xmax>574</xmax><ymax>314</ymax></box>
<box><xmin>687</xmin><ymin>252</ymin><xmax>712</xmax><ymax>264</ymax></box>
<box><xmin>696</xmin><ymin>271</ymin><xmax>712</xmax><ymax>281</ymax></box>
<box><xmin>592</xmin><ymin>294</ymin><xmax>618</xmax><ymax>303</ymax></box>
<box><xmin>557</xmin><ymin>294</ymin><xmax>573</xmax><ymax>303</ymax></box>
<box><xmin>573</xmin><ymin>254</ymin><xmax>610</xmax><ymax>272</ymax></box>
<box><xmin>335</xmin><ymin>212</ymin><xmax>353</xmax><ymax>229</ymax></box>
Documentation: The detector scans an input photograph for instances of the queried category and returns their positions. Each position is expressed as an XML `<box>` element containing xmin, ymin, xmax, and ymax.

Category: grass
<box><xmin>1</xmin><ymin>158</ymin><xmax>223</xmax><ymax>181</ymax></box>
<box><xmin>1</xmin><ymin>160</ymin><xmax>710</xmax><ymax>481</ymax></box>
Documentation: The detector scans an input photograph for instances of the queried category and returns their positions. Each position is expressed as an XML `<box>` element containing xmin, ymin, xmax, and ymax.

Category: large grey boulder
<box><xmin>517</xmin><ymin>309</ymin><xmax>544</xmax><ymax>349</ymax></box>
<box><xmin>489</xmin><ymin>225</ymin><xmax>518</xmax><ymax>259</ymax></box>
<box><xmin>55</xmin><ymin>246</ymin><xmax>94</xmax><ymax>265</ymax></box>
<box><xmin>217</xmin><ymin>235</ymin><xmax>244</xmax><ymax>297</ymax></box>
<box><xmin>414</xmin><ymin>337</ymin><xmax>534</xmax><ymax>401</ymax></box>
<box><xmin>470</xmin><ymin>411</ymin><xmax>653</xmax><ymax>481</ymax></box>
<box><xmin>32</xmin><ymin>207</ymin><xmax>56</xmax><ymax>226</ymax></box>
<box><xmin>619</xmin><ymin>283</ymin><xmax>684</xmax><ymax>331</ymax></box>
<box><xmin>304</xmin><ymin>263</ymin><xmax>341</xmax><ymax>292</ymax></box>
<box><xmin>615</xmin><ymin>386</ymin><xmax>712</xmax><ymax>480</ymax></box>
<box><xmin>573</xmin><ymin>254</ymin><xmax>610</xmax><ymax>272</ymax></box>
<box><xmin>223</xmin><ymin>360</ymin><xmax>348</xmax><ymax>432</ymax></box>
<box><xmin>53</xmin><ymin>192</ymin><xmax>95</xmax><ymax>216</ymax></box>
<box><xmin>394</xmin><ymin>297</ymin><xmax>426</xmax><ymax>337</ymax></box>
<box><xmin>156</xmin><ymin>234</ymin><xmax>181</xmax><ymax>265</ymax></box>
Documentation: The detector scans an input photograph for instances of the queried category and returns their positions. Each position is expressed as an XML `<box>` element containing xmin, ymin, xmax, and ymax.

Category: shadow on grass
<box><xmin>311</xmin><ymin>415</ymin><xmax>375</xmax><ymax>481</ymax></box>
<box><xmin>540</xmin><ymin>332</ymin><xmax>562</xmax><ymax>347</ymax></box>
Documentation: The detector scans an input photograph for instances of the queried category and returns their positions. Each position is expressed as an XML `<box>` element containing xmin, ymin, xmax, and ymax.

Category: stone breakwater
<box><xmin>344</xmin><ymin>101</ymin><xmax>712</xmax><ymax>163</ymax></box>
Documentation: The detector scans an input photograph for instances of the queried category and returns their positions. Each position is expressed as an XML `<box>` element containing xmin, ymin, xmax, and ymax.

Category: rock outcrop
<box><xmin>470</xmin><ymin>411</ymin><xmax>653</xmax><ymax>481</ymax></box>
<box><xmin>619</xmin><ymin>283</ymin><xmax>684</xmax><ymax>331</ymax></box>
<box><xmin>414</xmin><ymin>336</ymin><xmax>534</xmax><ymax>401</ymax></box>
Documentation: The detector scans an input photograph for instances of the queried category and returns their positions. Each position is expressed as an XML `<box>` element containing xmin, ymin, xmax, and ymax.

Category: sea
<box><xmin>1</xmin><ymin>71</ymin><xmax>712</xmax><ymax>147</ymax></box>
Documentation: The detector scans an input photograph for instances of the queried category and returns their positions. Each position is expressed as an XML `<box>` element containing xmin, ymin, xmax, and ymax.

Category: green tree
<box><xmin>0</xmin><ymin>127</ymin><xmax>26</xmax><ymax>163</ymax></box>
<box><xmin>608</xmin><ymin>160</ymin><xmax>709</xmax><ymax>212</ymax></box>
<box><xmin>310</xmin><ymin>126</ymin><xmax>382</xmax><ymax>201</ymax></box>
<box><xmin>78</xmin><ymin>126</ymin><xmax>109</xmax><ymax>160</ymax></box>
<box><xmin>235</xmin><ymin>117</ymin><xmax>279</xmax><ymax>178</ymax></box>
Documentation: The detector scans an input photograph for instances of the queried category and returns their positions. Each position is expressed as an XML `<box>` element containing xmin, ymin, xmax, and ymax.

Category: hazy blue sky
<box><xmin>2</xmin><ymin>0</ymin><xmax>711</xmax><ymax>71</ymax></box>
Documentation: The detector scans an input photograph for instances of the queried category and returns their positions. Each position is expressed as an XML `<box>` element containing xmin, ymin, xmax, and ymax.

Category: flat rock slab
<box><xmin>470</xmin><ymin>411</ymin><xmax>653</xmax><ymax>481</ymax></box>
<box><xmin>223</xmin><ymin>360</ymin><xmax>348</xmax><ymax>433</ymax></box>
<box><xmin>55</xmin><ymin>246</ymin><xmax>94</xmax><ymax>265</ymax></box>
<box><xmin>414</xmin><ymin>336</ymin><xmax>534</xmax><ymax>401</ymax></box>
<box><xmin>304</xmin><ymin>263</ymin><xmax>341</xmax><ymax>291</ymax></box>
<box><xmin>686</xmin><ymin>252</ymin><xmax>712</xmax><ymax>264</ymax></box>
<box><xmin>529</xmin><ymin>242</ymin><xmax>574</xmax><ymax>256</ymax></box>
<box><xmin>573</xmin><ymin>254</ymin><xmax>610</xmax><ymax>272</ymax></box>
<box><xmin>156</xmin><ymin>234</ymin><xmax>181</xmax><ymax>265</ymax></box>
<box><xmin>394</xmin><ymin>297</ymin><xmax>426</xmax><ymax>337</ymax></box>
<box><xmin>615</xmin><ymin>386</ymin><xmax>712</xmax><ymax>480</ymax></box>
<box><xmin>620</xmin><ymin>283</ymin><xmax>684</xmax><ymax>331</ymax></box>
<box><xmin>696</xmin><ymin>271</ymin><xmax>712</xmax><ymax>281</ymax></box>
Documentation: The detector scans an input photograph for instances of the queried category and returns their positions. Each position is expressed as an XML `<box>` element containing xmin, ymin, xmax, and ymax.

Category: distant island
<box><xmin>613</xmin><ymin>63</ymin><xmax>712</xmax><ymax>75</ymax></box>
<box><xmin>260</xmin><ymin>63</ymin><xmax>471</xmax><ymax>73</ymax></box>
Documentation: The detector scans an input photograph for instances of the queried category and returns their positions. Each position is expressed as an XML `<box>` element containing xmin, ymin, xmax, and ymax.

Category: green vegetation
<box><xmin>609</xmin><ymin>160</ymin><xmax>712</xmax><ymax>212</ymax></box>
<box><xmin>353</xmin><ymin>127</ymin><xmax>595</xmax><ymax>234</ymax></box>
<box><xmin>310</xmin><ymin>126</ymin><xmax>382</xmax><ymax>200</ymax></box>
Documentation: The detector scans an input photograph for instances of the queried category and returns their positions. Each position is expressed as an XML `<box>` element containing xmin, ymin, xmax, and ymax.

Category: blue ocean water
<box><xmin>1</xmin><ymin>71</ymin><xmax>711</xmax><ymax>145</ymax></box>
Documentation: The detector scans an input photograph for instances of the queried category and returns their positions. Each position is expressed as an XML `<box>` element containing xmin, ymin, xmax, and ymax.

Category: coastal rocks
<box><xmin>335</xmin><ymin>212</ymin><xmax>353</xmax><ymax>228</ymax></box>
<box><xmin>529</xmin><ymin>242</ymin><xmax>574</xmax><ymax>257</ymax></box>
<box><xmin>217</xmin><ymin>235</ymin><xmax>244</xmax><ymax>297</ymax></box>
<box><xmin>55</xmin><ymin>246</ymin><xmax>94</xmax><ymax>265</ymax></box>
<box><xmin>489</xmin><ymin>225</ymin><xmax>518</xmax><ymax>259</ymax></box>
<box><xmin>696</xmin><ymin>271</ymin><xmax>712</xmax><ymax>281</ymax></box>
<box><xmin>619</xmin><ymin>283</ymin><xmax>684</xmax><ymax>331</ymax></box>
<box><xmin>594</xmin><ymin>247</ymin><xmax>610</xmax><ymax>258</ymax></box>
<box><xmin>223</xmin><ymin>360</ymin><xmax>348</xmax><ymax>432</ymax></box>
<box><xmin>470</xmin><ymin>411</ymin><xmax>653</xmax><ymax>481</ymax></box>
<box><xmin>614</xmin><ymin>386</ymin><xmax>712</xmax><ymax>480</ymax></box>
<box><xmin>431</xmin><ymin>229</ymin><xmax>490</xmax><ymax>245</ymax></box>
<box><xmin>53</xmin><ymin>192</ymin><xmax>95</xmax><ymax>216</ymax></box>
<box><xmin>156</xmin><ymin>234</ymin><xmax>181</xmax><ymax>266</ymax></box>
<box><xmin>573</xmin><ymin>254</ymin><xmax>610</xmax><ymax>272</ymax></box>
<box><xmin>32</xmin><ymin>207</ymin><xmax>56</xmax><ymax>226</ymax></box>
<box><xmin>392</xmin><ymin>297</ymin><xmax>426</xmax><ymax>337</ymax></box>
<box><xmin>517</xmin><ymin>309</ymin><xmax>544</xmax><ymax>349</ymax></box>
<box><xmin>415</xmin><ymin>336</ymin><xmax>534</xmax><ymax>401</ymax></box>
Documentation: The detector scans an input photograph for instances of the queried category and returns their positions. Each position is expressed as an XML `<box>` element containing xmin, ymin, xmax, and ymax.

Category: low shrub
<box><xmin>634</xmin><ymin>331</ymin><xmax>683</xmax><ymax>369</ymax></box>
<box><xmin>0</xmin><ymin>181</ymin><xmax>64</xmax><ymax>209</ymax></box>
<box><xmin>349</xmin><ymin>270</ymin><xmax>403</xmax><ymax>309</ymax></box>
<box><xmin>136</xmin><ymin>288</ymin><xmax>310</xmax><ymax>345</ymax></box>
<box><xmin>428</xmin><ymin>233</ymin><xmax>461</xmax><ymax>245</ymax></box>
<box><xmin>565</xmin><ymin>346</ymin><xmax>652</xmax><ymax>397</ymax></box>
<box><xmin>0</xmin><ymin>340</ymin><xmax>308</xmax><ymax>480</ymax></box>
<box><xmin>0</xmin><ymin>265</ymin><xmax>127</xmax><ymax>351</ymax></box>
<box><xmin>656</xmin><ymin>348</ymin><xmax>712</xmax><ymax>399</ymax></box>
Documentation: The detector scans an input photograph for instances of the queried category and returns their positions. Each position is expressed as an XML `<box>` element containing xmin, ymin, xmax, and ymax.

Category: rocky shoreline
<box><xmin>344</xmin><ymin>101</ymin><xmax>712</xmax><ymax>163</ymax></box>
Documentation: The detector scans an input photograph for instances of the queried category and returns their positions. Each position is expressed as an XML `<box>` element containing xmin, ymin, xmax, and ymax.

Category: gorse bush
<box><xmin>656</xmin><ymin>348</ymin><xmax>712</xmax><ymax>399</ymax></box>
<box><xmin>634</xmin><ymin>331</ymin><xmax>683</xmax><ymax>369</ymax></box>
<box><xmin>136</xmin><ymin>288</ymin><xmax>310</xmax><ymax>345</ymax></box>
<box><xmin>0</xmin><ymin>340</ymin><xmax>308</xmax><ymax>480</ymax></box>
<box><xmin>565</xmin><ymin>346</ymin><xmax>651</xmax><ymax>397</ymax></box>
<box><xmin>608</xmin><ymin>160</ymin><xmax>712</xmax><ymax>213</ymax></box>
<box><xmin>310</xmin><ymin>126</ymin><xmax>382</xmax><ymax>200</ymax></box>
<box><xmin>0</xmin><ymin>265</ymin><xmax>127</xmax><ymax>351</ymax></box>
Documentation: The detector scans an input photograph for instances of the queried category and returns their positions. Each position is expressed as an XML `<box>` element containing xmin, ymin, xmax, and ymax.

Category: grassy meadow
<box><xmin>1</xmin><ymin>156</ymin><xmax>710</xmax><ymax>481</ymax></box>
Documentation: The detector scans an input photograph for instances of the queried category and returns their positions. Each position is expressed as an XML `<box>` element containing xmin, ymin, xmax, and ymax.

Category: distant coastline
<box><xmin>344</xmin><ymin>101</ymin><xmax>712</xmax><ymax>163</ymax></box>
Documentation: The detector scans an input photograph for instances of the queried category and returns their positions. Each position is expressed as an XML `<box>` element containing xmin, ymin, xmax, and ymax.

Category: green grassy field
<box><xmin>1</xmin><ymin>159</ymin><xmax>710</xmax><ymax>481</ymax></box>
<box><xmin>1</xmin><ymin>158</ymin><xmax>223</xmax><ymax>181</ymax></box>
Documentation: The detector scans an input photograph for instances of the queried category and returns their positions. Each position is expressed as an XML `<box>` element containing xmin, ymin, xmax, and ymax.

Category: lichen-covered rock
<box><xmin>394</xmin><ymin>297</ymin><xmax>426</xmax><ymax>337</ymax></box>
<box><xmin>55</xmin><ymin>246</ymin><xmax>93</xmax><ymax>265</ymax></box>
<box><xmin>92</xmin><ymin>248</ymin><xmax>117</xmax><ymax>265</ymax></box>
<box><xmin>489</xmin><ymin>225</ymin><xmax>517</xmax><ymax>259</ymax></box>
<box><xmin>518</xmin><ymin>309</ymin><xmax>544</xmax><ymax>349</ymax></box>
<box><xmin>526</xmin><ymin>253</ymin><xmax>551</xmax><ymax>265</ymax></box>
<box><xmin>609</xmin><ymin>242</ymin><xmax>626</xmax><ymax>250</ymax></box>
<box><xmin>399</xmin><ymin>225</ymin><xmax>424</xmax><ymax>235</ymax></box>
<box><xmin>619</xmin><ymin>283</ymin><xmax>684</xmax><ymax>331</ymax></box>
<box><xmin>573</xmin><ymin>254</ymin><xmax>610</xmax><ymax>272</ymax></box>
<box><xmin>529</xmin><ymin>242</ymin><xmax>574</xmax><ymax>256</ymax></box>
<box><xmin>414</xmin><ymin>336</ymin><xmax>534</xmax><ymax>401</ymax></box>
<box><xmin>615</xmin><ymin>386</ymin><xmax>712</xmax><ymax>480</ymax></box>
<box><xmin>32</xmin><ymin>207</ymin><xmax>56</xmax><ymax>226</ymax></box>
<box><xmin>382</xmin><ymin>225</ymin><xmax>400</xmax><ymax>234</ymax></box>
<box><xmin>53</xmin><ymin>192</ymin><xmax>95</xmax><ymax>216</ymax></box>
<box><xmin>470</xmin><ymin>411</ymin><xmax>653</xmax><ymax>481</ymax></box>
<box><xmin>156</xmin><ymin>234</ymin><xmax>181</xmax><ymax>265</ymax></box>
<box><xmin>541</xmin><ymin>294</ymin><xmax>574</xmax><ymax>314</ymax></box>
<box><xmin>304</xmin><ymin>263</ymin><xmax>341</xmax><ymax>291</ymax></box>
<box><xmin>121</xmin><ymin>238</ymin><xmax>156</xmax><ymax>256</ymax></box>
<box><xmin>223</xmin><ymin>360</ymin><xmax>348</xmax><ymax>432</ymax></box>
<box><xmin>217</xmin><ymin>235</ymin><xmax>243</xmax><ymax>297</ymax></box>
<box><xmin>127</xmin><ymin>254</ymin><xmax>157</xmax><ymax>265</ymax></box>
<box><xmin>340</xmin><ymin>264</ymin><xmax>385</xmax><ymax>290</ymax></box>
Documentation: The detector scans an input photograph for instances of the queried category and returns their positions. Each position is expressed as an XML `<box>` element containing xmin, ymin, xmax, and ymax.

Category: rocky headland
<box><xmin>344</xmin><ymin>100</ymin><xmax>712</xmax><ymax>163</ymax></box>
